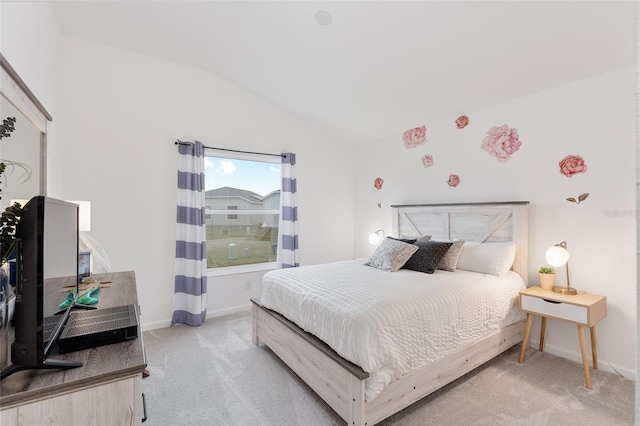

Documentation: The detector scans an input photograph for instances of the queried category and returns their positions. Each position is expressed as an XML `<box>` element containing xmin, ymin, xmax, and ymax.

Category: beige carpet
<box><xmin>141</xmin><ymin>311</ymin><xmax>634</xmax><ymax>425</ymax></box>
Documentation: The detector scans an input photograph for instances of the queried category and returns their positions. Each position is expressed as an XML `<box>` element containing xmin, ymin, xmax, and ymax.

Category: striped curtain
<box><xmin>172</xmin><ymin>141</ymin><xmax>207</xmax><ymax>326</ymax></box>
<box><xmin>278</xmin><ymin>153</ymin><xmax>299</xmax><ymax>268</ymax></box>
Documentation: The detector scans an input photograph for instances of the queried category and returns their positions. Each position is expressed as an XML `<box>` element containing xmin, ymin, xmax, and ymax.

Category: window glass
<box><xmin>204</xmin><ymin>153</ymin><xmax>280</xmax><ymax>269</ymax></box>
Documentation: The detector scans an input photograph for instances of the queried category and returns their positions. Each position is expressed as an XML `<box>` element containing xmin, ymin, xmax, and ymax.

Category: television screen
<box><xmin>4</xmin><ymin>196</ymin><xmax>82</xmax><ymax>376</ymax></box>
<box><xmin>42</xmin><ymin>198</ymin><xmax>80</xmax><ymax>281</ymax></box>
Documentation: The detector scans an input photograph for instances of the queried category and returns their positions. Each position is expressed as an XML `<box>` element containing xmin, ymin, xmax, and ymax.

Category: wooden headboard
<box><xmin>391</xmin><ymin>201</ymin><xmax>529</xmax><ymax>284</ymax></box>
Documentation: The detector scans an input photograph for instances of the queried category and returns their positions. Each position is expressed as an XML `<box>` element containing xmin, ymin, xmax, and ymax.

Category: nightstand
<box><xmin>518</xmin><ymin>286</ymin><xmax>607</xmax><ymax>389</ymax></box>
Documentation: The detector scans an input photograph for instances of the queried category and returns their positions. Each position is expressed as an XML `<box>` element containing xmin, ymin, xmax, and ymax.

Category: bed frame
<box><xmin>252</xmin><ymin>201</ymin><xmax>529</xmax><ymax>425</ymax></box>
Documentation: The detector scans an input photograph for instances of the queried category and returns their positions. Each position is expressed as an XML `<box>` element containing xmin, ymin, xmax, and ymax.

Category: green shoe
<box><xmin>58</xmin><ymin>290</ymin><xmax>77</xmax><ymax>309</ymax></box>
<box><xmin>76</xmin><ymin>286</ymin><xmax>100</xmax><ymax>305</ymax></box>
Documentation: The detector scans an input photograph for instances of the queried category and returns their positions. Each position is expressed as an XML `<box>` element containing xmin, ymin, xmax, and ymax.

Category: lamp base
<box><xmin>552</xmin><ymin>285</ymin><xmax>577</xmax><ymax>295</ymax></box>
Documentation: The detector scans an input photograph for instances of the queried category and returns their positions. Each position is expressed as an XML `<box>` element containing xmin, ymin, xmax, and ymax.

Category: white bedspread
<box><xmin>260</xmin><ymin>260</ymin><xmax>526</xmax><ymax>402</ymax></box>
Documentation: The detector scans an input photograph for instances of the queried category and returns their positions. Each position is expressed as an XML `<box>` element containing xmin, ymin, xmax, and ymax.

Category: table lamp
<box><xmin>545</xmin><ymin>241</ymin><xmax>576</xmax><ymax>295</ymax></box>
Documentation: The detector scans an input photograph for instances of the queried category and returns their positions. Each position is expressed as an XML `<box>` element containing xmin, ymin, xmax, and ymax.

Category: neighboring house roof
<box><xmin>205</xmin><ymin>186</ymin><xmax>274</xmax><ymax>205</ymax></box>
<box><xmin>262</xmin><ymin>190</ymin><xmax>281</xmax><ymax>199</ymax></box>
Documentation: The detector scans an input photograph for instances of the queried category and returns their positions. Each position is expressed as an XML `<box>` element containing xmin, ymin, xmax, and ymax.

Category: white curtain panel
<box><xmin>278</xmin><ymin>153</ymin><xmax>299</xmax><ymax>268</ymax></box>
<box><xmin>172</xmin><ymin>141</ymin><xmax>207</xmax><ymax>326</ymax></box>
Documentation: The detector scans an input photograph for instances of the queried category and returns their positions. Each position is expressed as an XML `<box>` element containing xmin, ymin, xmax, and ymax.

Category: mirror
<box><xmin>0</xmin><ymin>99</ymin><xmax>41</xmax><ymax>207</ymax></box>
<box><xmin>0</xmin><ymin>54</ymin><xmax>51</xmax><ymax>211</ymax></box>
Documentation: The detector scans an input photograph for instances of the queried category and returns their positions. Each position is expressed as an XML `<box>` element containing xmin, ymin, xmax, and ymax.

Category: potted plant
<box><xmin>538</xmin><ymin>266</ymin><xmax>555</xmax><ymax>290</ymax></box>
<box><xmin>1</xmin><ymin>115</ymin><xmax>23</xmax><ymax>371</ymax></box>
<box><xmin>1</xmin><ymin>116</ymin><xmax>23</xmax><ymax>267</ymax></box>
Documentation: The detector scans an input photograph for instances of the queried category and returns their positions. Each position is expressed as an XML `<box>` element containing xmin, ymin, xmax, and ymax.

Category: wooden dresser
<box><xmin>0</xmin><ymin>271</ymin><xmax>147</xmax><ymax>425</ymax></box>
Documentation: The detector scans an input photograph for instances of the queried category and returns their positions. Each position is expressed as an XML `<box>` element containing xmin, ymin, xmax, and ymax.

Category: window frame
<box><xmin>204</xmin><ymin>149</ymin><xmax>281</xmax><ymax>276</ymax></box>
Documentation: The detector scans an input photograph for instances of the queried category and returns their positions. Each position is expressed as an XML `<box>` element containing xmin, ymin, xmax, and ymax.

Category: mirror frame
<box><xmin>0</xmin><ymin>53</ymin><xmax>52</xmax><ymax>196</ymax></box>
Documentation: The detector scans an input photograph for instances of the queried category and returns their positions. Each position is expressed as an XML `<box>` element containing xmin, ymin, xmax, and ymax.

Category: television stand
<box><xmin>0</xmin><ymin>358</ymin><xmax>81</xmax><ymax>380</ymax></box>
<box><xmin>1</xmin><ymin>271</ymin><xmax>146</xmax><ymax>425</ymax></box>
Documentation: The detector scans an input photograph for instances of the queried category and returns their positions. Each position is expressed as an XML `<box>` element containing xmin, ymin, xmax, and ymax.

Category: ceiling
<box><xmin>52</xmin><ymin>1</ymin><xmax>636</xmax><ymax>145</ymax></box>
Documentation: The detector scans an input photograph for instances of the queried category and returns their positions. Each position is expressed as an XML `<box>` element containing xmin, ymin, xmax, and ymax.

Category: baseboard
<box><xmin>529</xmin><ymin>338</ymin><xmax>636</xmax><ymax>381</ymax></box>
<box><xmin>205</xmin><ymin>304</ymin><xmax>252</xmax><ymax>320</ymax></box>
<box><xmin>140</xmin><ymin>304</ymin><xmax>252</xmax><ymax>332</ymax></box>
<box><xmin>141</xmin><ymin>319</ymin><xmax>172</xmax><ymax>332</ymax></box>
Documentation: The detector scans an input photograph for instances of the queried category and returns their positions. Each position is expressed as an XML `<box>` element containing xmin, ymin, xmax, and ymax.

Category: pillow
<box><xmin>401</xmin><ymin>241</ymin><xmax>453</xmax><ymax>274</ymax></box>
<box><xmin>395</xmin><ymin>235</ymin><xmax>431</xmax><ymax>243</ymax></box>
<box><xmin>364</xmin><ymin>237</ymin><xmax>419</xmax><ymax>272</ymax></box>
<box><xmin>455</xmin><ymin>241</ymin><xmax>516</xmax><ymax>277</ymax></box>
<box><xmin>390</xmin><ymin>236</ymin><xmax>417</xmax><ymax>244</ymax></box>
<box><xmin>436</xmin><ymin>240</ymin><xmax>465</xmax><ymax>272</ymax></box>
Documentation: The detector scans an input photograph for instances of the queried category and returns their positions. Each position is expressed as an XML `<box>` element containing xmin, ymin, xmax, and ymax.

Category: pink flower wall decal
<box><xmin>402</xmin><ymin>126</ymin><xmax>427</xmax><ymax>149</ymax></box>
<box><xmin>421</xmin><ymin>155</ymin><xmax>434</xmax><ymax>168</ymax></box>
<box><xmin>447</xmin><ymin>174</ymin><xmax>460</xmax><ymax>187</ymax></box>
<box><xmin>455</xmin><ymin>115</ymin><xmax>469</xmax><ymax>129</ymax></box>
<box><xmin>481</xmin><ymin>124</ymin><xmax>522</xmax><ymax>163</ymax></box>
<box><xmin>374</xmin><ymin>177</ymin><xmax>384</xmax><ymax>190</ymax></box>
<box><xmin>559</xmin><ymin>155</ymin><xmax>588</xmax><ymax>178</ymax></box>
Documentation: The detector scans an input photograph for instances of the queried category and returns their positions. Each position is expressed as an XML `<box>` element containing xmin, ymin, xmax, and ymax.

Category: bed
<box><xmin>251</xmin><ymin>201</ymin><xmax>529</xmax><ymax>425</ymax></box>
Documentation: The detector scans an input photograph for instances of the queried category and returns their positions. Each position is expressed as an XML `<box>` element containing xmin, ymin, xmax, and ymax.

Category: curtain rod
<box><xmin>175</xmin><ymin>140</ymin><xmax>283</xmax><ymax>158</ymax></box>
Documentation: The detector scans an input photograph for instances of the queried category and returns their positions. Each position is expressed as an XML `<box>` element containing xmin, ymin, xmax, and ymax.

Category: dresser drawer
<box><xmin>521</xmin><ymin>294</ymin><xmax>587</xmax><ymax>324</ymax></box>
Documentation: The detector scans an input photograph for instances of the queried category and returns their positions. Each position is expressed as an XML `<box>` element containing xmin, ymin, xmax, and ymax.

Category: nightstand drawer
<box><xmin>521</xmin><ymin>294</ymin><xmax>587</xmax><ymax>324</ymax></box>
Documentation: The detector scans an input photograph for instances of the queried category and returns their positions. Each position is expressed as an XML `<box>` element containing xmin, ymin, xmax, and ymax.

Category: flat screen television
<box><xmin>1</xmin><ymin>196</ymin><xmax>82</xmax><ymax>379</ymax></box>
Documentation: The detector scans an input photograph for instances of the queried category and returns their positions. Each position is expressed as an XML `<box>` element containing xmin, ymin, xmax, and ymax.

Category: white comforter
<box><xmin>260</xmin><ymin>260</ymin><xmax>526</xmax><ymax>402</ymax></box>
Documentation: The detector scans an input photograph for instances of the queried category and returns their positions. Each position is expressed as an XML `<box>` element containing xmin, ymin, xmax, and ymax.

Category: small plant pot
<box><xmin>539</xmin><ymin>273</ymin><xmax>555</xmax><ymax>290</ymax></box>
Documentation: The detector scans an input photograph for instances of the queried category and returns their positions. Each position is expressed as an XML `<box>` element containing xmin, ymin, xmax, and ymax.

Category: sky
<box><xmin>204</xmin><ymin>156</ymin><xmax>281</xmax><ymax>196</ymax></box>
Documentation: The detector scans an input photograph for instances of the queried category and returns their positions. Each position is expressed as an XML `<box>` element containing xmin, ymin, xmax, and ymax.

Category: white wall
<box><xmin>55</xmin><ymin>37</ymin><xmax>354</xmax><ymax>329</ymax></box>
<box><xmin>354</xmin><ymin>66</ymin><xmax>637</xmax><ymax>379</ymax></box>
<box><xmin>0</xmin><ymin>2</ymin><xmax>60</xmax><ymax>199</ymax></box>
<box><xmin>0</xmin><ymin>2</ymin><xmax>59</xmax><ymax>116</ymax></box>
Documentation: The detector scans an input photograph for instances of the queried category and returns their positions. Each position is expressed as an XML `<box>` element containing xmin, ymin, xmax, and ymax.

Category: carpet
<box><xmin>141</xmin><ymin>311</ymin><xmax>634</xmax><ymax>425</ymax></box>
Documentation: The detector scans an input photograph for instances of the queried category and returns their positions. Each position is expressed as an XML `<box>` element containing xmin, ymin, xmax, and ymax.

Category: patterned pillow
<box><xmin>437</xmin><ymin>240</ymin><xmax>466</xmax><ymax>272</ymax></box>
<box><xmin>402</xmin><ymin>241</ymin><xmax>453</xmax><ymax>274</ymax></box>
<box><xmin>364</xmin><ymin>238</ymin><xmax>419</xmax><ymax>272</ymax></box>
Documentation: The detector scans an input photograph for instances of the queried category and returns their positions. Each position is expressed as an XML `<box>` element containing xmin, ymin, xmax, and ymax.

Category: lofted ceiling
<box><xmin>52</xmin><ymin>1</ymin><xmax>636</xmax><ymax>145</ymax></box>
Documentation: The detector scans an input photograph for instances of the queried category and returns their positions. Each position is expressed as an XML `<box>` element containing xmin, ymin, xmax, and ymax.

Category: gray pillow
<box><xmin>437</xmin><ymin>240</ymin><xmax>466</xmax><ymax>272</ymax></box>
<box><xmin>364</xmin><ymin>237</ymin><xmax>419</xmax><ymax>271</ymax></box>
<box><xmin>402</xmin><ymin>241</ymin><xmax>453</xmax><ymax>274</ymax></box>
<box><xmin>398</xmin><ymin>235</ymin><xmax>431</xmax><ymax>242</ymax></box>
<box><xmin>389</xmin><ymin>237</ymin><xmax>417</xmax><ymax>244</ymax></box>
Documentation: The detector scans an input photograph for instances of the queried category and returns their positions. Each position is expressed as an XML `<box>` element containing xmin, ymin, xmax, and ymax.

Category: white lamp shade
<box><xmin>369</xmin><ymin>232</ymin><xmax>383</xmax><ymax>245</ymax></box>
<box><xmin>545</xmin><ymin>245</ymin><xmax>569</xmax><ymax>267</ymax></box>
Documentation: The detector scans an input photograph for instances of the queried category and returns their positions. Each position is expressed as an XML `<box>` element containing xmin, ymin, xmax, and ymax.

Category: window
<box><xmin>204</xmin><ymin>151</ymin><xmax>281</xmax><ymax>271</ymax></box>
<box><xmin>226</xmin><ymin>206</ymin><xmax>238</xmax><ymax>220</ymax></box>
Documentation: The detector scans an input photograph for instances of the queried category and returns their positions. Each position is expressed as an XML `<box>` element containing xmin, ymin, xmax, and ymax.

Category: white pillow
<box><xmin>456</xmin><ymin>241</ymin><xmax>516</xmax><ymax>277</ymax></box>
